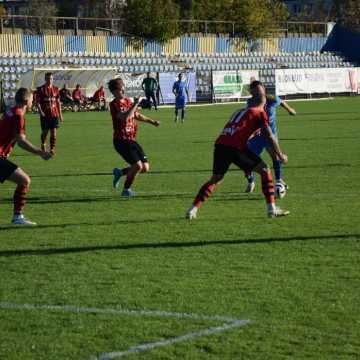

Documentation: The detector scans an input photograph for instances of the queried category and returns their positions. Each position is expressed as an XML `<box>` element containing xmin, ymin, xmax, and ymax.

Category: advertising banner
<box><xmin>20</xmin><ymin>67</ymin><xmax>117</xmax><ymax>100</ymax></box>
<box><xmin>118</xmin><ymin>72</ymin><xmax>157</xmax><ymax>99</ymax></box>
<box><xmin>212</xmin><ymin>70</ymin><xmax>259</xmax><ymax>100</ymax></box>
<box><xmin>275</xmin><ymin>68</ymin><xmax>358</xmax><ymax>95</ymax></box>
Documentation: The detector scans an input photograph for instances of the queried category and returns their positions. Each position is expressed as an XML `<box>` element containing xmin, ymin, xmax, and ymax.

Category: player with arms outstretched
<box><xmin>109</xmin><ymin>78</ymin><xmax>160</xmax><ymax>197</ymax></box>
<box><xmin>186</xmin><ymin>94</ymin><xmax>289</xmax><ymax>220</ymax></box>
<box><xmin>245</xmin><ymin>81</ymin><xmax>296</xmax><ymax>195</ymax></box>
<box><xmin>0</xmin><ymin>88</ymin><xmax>52</xmax><ymax>225</ymax></box>
<box><xmin>36</xmin><ymin>72</ymin><xmax>63</xmax><ymax>156</ymax></box>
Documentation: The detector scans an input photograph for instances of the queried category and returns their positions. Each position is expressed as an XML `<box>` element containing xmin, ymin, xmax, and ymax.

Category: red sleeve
<box><xmin>15</xmin><ymin>115</ymin><xmax>25</xmax><ymax>135</ymax></box>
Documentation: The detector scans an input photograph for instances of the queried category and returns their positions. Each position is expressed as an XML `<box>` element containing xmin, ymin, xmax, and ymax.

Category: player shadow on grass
<box><xmin>0</xmin><ymin>233</ymin><xmax>359</xmax><ymax>258</ymax></box>
<box><xmin>1</xmin><ymin>192</ymin><xmax>261</xmax><ymax>206</ymax></box>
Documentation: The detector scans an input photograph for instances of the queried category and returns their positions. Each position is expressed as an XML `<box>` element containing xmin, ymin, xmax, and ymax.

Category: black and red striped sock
<box><xmin>193</xmin><ymin>181</ymin><xmax>217</xmax><ymax>208</ymax></box>
<box><xmin>50</xmin><ymin>131</ymin><xmax>56</xmax><ymax>152</ymax></box>
<box><xmin>260</xmin><ymin>170</ymin><xmax>275</xmax><ymax>205</ymax></box>
<box><xmin>13</xmin><ymin>185</ymin><xmax>29</xmax><ymax>215</ymax></box>
<box><xmin>41</xmin><ymin>133</ymin><xmax>47</xmax><ymax>146</ymax></box>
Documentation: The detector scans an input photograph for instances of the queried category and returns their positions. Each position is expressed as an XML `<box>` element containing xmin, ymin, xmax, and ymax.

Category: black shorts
<box><xmin>0</xmin><ymin>158</ymin><xmax>18</xmax><ymax>183</ymax></box>
<box><xmin>40</xmin><ymin>116</ymin><xmax>59</xmax><ymax>131</ymax></box>
<box><xmin>213</xmin><ymin>144</ymin><xmax>262</xmax><ymax>175</ymax></box>
<box><xmin>113</xmin><ymin>140</ymin><xmax>148</xmax><ymax>165</ymax></box>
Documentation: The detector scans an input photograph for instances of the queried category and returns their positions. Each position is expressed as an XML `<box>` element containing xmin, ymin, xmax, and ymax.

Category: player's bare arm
<box><xmin>262</xmin><ymin>125</ymin><xmax>288</xmax><ymax>164</ymax></box>
<box><xmin>37</xmin><ymin>102</ymin><xmax>45</xmax><ymax>117</ymax></box>
<box><xmin>135</xmin><ymin>113</ymin><xmax>160</xmax><ymax>127</ymax></box>
<box><xmin>281</xmin><ymin>100</ymin><xmax>296</xmax><ymax>116</ymax></box>
<box><xmin>58</xmin><ymin>99</ymin><xmax>64</xmax><ymax>122</ymax></box>
<box><xmin>16</xmin><ymin>133</ymin><xmax>51</xmax><ymax>160</ymax></box>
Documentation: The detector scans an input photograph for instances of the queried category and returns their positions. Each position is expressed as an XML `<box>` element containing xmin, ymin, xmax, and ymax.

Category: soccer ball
<box><xmin>275</xmin><ymin>182</ymin><xmax>287</xmax><ymax>199</ymax></box>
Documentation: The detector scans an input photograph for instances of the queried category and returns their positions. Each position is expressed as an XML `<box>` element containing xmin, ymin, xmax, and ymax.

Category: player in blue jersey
<box><xmin>172</xmin><ymin>73</ymin><xmax>189</xmax><ymax>123</ymax></box>
<box><xmin>245</xmin><ymin>81</ymin><xmax>296</xmax><ymax>195</ymax></box>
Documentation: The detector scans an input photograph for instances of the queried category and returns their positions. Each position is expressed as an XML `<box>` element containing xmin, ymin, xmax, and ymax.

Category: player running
<box><xmin>186</xmin><ymin>93</ymin><xmax>289</xmax><ymax>220</ymax></box>
<box><xmin>0</xmin><ymin>88</ymin><xmax>52</xmax><ymax>225</ymax></box>
<box><xmin>173</xmin><ymin>73</ymin><xmax>189</xmax><ymax>123</ymax></box>
<box><xmin>109</xmin><ymin>78</ymin><xmax>160</xmax><ymax>197</ymax></box>
<box><xmin>36</xmin><ymin>72</ymin><xmax>63</xmax><ymax>156</ymax></box>
<box><xmin>245</xmin><ymin>81</ymin><xmax>296</xmax><ymax>195</ymax></box>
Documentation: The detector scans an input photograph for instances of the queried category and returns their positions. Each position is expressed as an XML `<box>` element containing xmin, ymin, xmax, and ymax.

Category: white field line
<box><xmin>0</xmin><ymin>302</ymin><xmax>238</xmax><ymax>323</ymax></box>
<box><xmin>0</xmin><ymin>302</ymin><xmax>251</xmax><ymax>360</ymax></box>
<box><xmin>156</xmin><ymin>97</ymin><xmax>335</xmax><ymax>108</ymax></box>
<box><xmin>91</xmin><ymin>320</ymin><xmax>249</xmax><ymax>360</ymax></box>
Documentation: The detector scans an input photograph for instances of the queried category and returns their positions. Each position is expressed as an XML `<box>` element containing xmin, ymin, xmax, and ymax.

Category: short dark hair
<box><xmin>249</xmin><ymin>80</ymin><xmax>263</xmax><ymax>90</ymax></box>
<box><xmin>45</xmin><ymin>72</ymin><xmax>53</xmax><ymax>78</ymax></box>
<box><xmin>15</xmin><ymin>88</ymin><xmax>31</xmax><ymax>105</ymax></box>
<box><xmin>108</xmin><ymin>78</ymin><xmax>124</xmax><ymax>93</ymax></box>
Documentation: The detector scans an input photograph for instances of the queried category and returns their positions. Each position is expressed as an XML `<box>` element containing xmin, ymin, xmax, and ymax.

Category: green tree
<box><xmin>331</xmin><ymin>0</ymin><xmax>360</xmax><ymax>31</ymax></box>
<box><xmin>0</xmin><ymin>5</ymin><xmax>7</xmax><ymax>17</ymax></box>
<box><xmin>189</xmin><ymin>0</ymin><xmax>287</xmax><ymax>38</ymax></box>
<box><xmin>290</xmin><ymin>0</ymin><xmax>333</xmax><ymax>22</ymax></box>
<box><xmin>122</xmin><ymin>0</ymin><xmax>180</xmax><ymax>43</ymax></box>
<box><xmin>26</xmin><ymin>0</ymin><xmax>58</xmax><ymax>34</ymax></box>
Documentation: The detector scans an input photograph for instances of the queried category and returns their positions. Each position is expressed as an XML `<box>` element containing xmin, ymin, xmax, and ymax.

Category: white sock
<box><xmin>267</xmin><ymin>203</ymin><xmax>276</xmax><ymax>212</ymax></box>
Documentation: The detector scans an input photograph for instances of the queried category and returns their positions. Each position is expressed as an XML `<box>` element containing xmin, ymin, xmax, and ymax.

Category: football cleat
<box><xmin>245</xmin><ymin>182</ymin><xmax>255</xmax><ymax>193</ymax></box>
<box><xmin>121</xmin><ymin>188</ymin><xmax>135</xmax><ymax>197</ymax></box>
<box><xmin>112</xmin><ymin>168</ymin><xmax>122</xmax><ymax>189</ymax></box>
<box><xmin>268</xmin><ymin>207</ymin><xmax>290</xmax><ymax>218</ymax></box>
<box><xmin>186</xmin><ymin>206</ymin><xmax>198</xmax><ymax>220</ymax></box>
<box><xmin>12</xmin><ymin>214</ymin><xmax>37</xmax><ymax>226</ymax></box>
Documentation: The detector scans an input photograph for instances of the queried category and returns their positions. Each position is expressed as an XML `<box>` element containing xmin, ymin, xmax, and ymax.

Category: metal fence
<box><xmin>0</xmin><ymin>15</ymin><xmax>328</xmax><ymax>37</ymax></box>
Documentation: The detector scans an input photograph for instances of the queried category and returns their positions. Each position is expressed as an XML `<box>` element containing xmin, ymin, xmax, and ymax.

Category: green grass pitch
<box><xmin>0</xmin><ymin>97</ymin><xmax>359</xmax><ymax>359</ymax></box>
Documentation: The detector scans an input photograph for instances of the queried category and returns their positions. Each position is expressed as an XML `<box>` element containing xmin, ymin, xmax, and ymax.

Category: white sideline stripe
<box><xmin>91</xmin><ymin>320</ymin><xmax>250</xmax><ymax>360</ymax></box>
<box><xmin>0</xmin><ymin>302</ymin><xmax>240</xmax><ymax>323</ymax></box>
<box><xmin>0</xmin><ymin>302</ymin><xmax>250</xmax><ymax>360</ymax></box>
<box><xmin>156</xmin><ymin>97</ymin><xmax>335</xmax><ymax>108</ymax></box>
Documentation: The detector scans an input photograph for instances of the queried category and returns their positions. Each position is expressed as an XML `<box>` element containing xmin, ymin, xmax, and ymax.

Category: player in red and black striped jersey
<box><xmin>186</xmin><ymin>94</ymin><xmax>289</xmax><ymax>219</ymax></box>
<box><xmin>0</xmin><ymin>88</ymin><xmax>52</xmax><ymax>225</ymax></box>
<box><xmin>109</xmin><ymin>78</ymin><xmax>160</xmax><ymax>197</ymax></box>
<box><xmin>36</xmin><ymin>72</ymin><xmax>64</xmax><ymax>156</ymax></box>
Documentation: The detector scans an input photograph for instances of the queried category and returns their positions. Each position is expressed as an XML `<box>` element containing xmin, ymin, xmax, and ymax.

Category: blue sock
<box><xmin>273</xmin><ymin>160</ymin><xmax>282</xmax><ymax>182</ymax></box>
<box><xmin>181</xmin><ymin>109</ymin><xmax>185</xmax><ymax>120</ymax></box>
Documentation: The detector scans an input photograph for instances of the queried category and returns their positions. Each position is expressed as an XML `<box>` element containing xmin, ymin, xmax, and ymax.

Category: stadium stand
<box><xmin>0</xmin><ymin>33</ymin><xmax>356</xmax><ymax>102</ymax></box>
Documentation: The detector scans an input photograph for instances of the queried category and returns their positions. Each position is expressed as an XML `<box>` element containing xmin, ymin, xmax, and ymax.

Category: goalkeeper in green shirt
<box><xmin>141</xmin><ymin>72</ymin><xmax>158</xmax><ymax>110</ymax></box>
